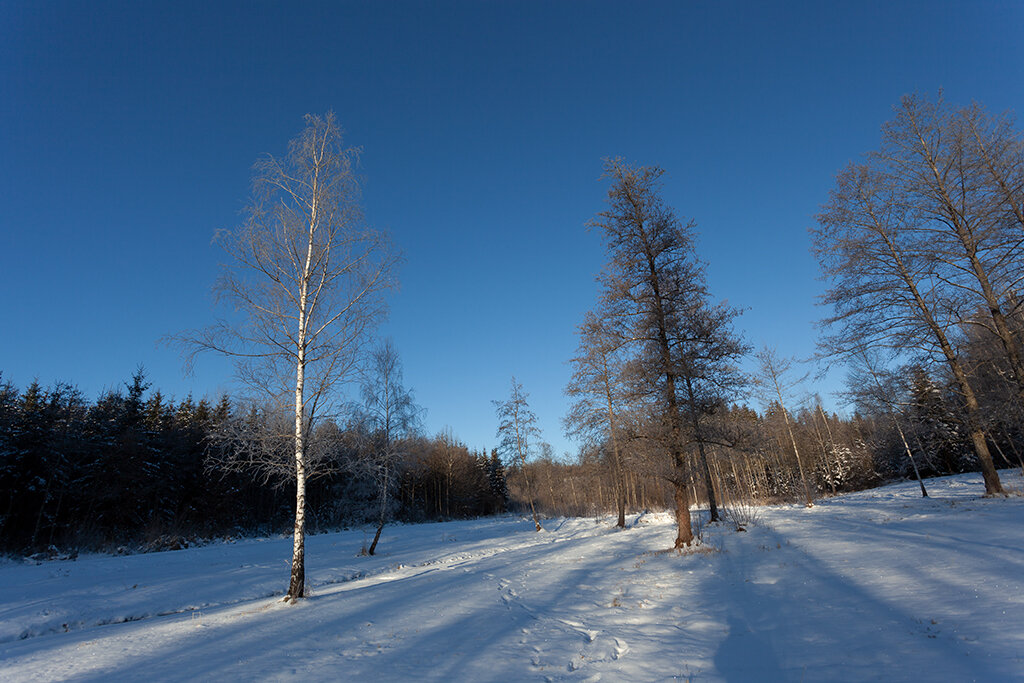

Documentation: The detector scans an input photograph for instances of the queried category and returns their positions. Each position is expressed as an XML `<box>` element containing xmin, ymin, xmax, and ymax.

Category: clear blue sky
<box><xmin>2</xmin><ymin>1</ymin><xmax>1022</xmax><ymax>458</ymax></box>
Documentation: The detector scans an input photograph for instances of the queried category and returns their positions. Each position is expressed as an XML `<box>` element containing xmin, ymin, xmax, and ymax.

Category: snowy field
<box><xmin>1</xmin><ymin>471</ymin><xmax>1023</xmax><ymax>682</ymax></box>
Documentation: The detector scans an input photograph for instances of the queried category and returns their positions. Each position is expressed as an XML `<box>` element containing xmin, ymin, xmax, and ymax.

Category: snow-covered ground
<box><xmin>2</xmin><ymin>470</ymin><xmax>1023</xmax><ymax>681</ymax></box>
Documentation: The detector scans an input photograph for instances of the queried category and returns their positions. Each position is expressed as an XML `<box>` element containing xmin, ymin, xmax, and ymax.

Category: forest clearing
<box><xmin>2</xmin><ymin>469</ymin><xmax>1021</xmax><ymax>681</ymax></box>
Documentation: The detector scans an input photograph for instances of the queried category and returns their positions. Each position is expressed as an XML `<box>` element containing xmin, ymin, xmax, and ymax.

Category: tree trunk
<box><xmin>520</xmin><ymin>466</ymin><xmax>542</xmax><ymax>531</ymax></box>
<box><xmin>368</xmin><ymin>462</ymin><xmax>389</xmax><ymax>555</ymax></box>
<box><xmin>882</xmin><ymin>225</ymin><xmax>1004</xmax><ymax>495</ymax></box>
<box><xmin>970</xmin><ymin>427</ymin><xmax>1005</xmax><ymax>495</ymax></box>
<box><xmin>607</xmin><ymin>405</ymin><xmax>626</xmax><ymax>528</ymax></box>
<box><xmin>712</xmin><ymin>456</ymin><xmax>728</xmax><ymax>509</ymax></box>
<box><xmin>288</xmin><ymin>454</ymin><xmax>306</xmax><ymax>601</ymax></box>
<box><xmin>645</xmin><ymin>241</ymin><xmax>697</xmax><ymax>545</ymax></box>
<box><xmin>682</xmin><ymin>375</ymin><xmax>720</xmax><ymax>521</ymax></box>
<box><xmin>286</xmin><ymin>168</ymin><xmax>320</xmax><ymax>602</ymax></box>
<box><xmin>940</xmin><ymin>343</ymin><xmax>1005</xmax><ymax>494</ymax></box>
<box><xmin>779</xmin><ymin>405</ymin><xmax>813</xmax><ymax>507</ymax></box>
<box><xmin>287</xmin><ymin>333</ymin><xmax>308</xmax><ymax>600</ymax></box>
<box><xmin>628</xmin><ymin>471</ymin><xmax>638</xmax><ymax>512</ymax></box>
<box><xmin>818</xmin><ymin>405</ymin><xmax>840</xmax><ymax>494</ymax></box>
<box><xmin>615</xmin><ymin>478</ymin><xmax>626</xmax><ymax>528</ymax></box>
<box><xmin>695</xmin><ymin>439</ymin><xmax>719</xmax><ymax>521</ymax></box>
<box><xmin>730</xmin><ymin>457</ymin><xmax>748</xmax><ymax>503</ymax></box>
<box><xmin>892</xmin><ymin>415</ymin><xmax>928</xmax><ymax>497</ymax></box>
<box><xmin>673</xmin><ymin>479</ymin><xmax>693</xmax><ymax>547</ymax></box>
<box><xmin>811</xmin><ymin>411</ymin><xmax>837</xmax><ymax>495</ymax></box>
<box><xmin>368</xmin><ymin>522</ymin><xmax>384</xmax><ymax>556</ymax></box>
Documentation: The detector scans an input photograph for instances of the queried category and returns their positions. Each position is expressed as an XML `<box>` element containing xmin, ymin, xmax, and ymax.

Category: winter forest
<box><xmin>6</xmin><ymin>95</ymin><xmax>1024</xmax><ymax>556</ymax></box>
<box><xmin>6</xmin><ymin>53</ymin><xmax>1024</xmax><ymax>678</ymax></box>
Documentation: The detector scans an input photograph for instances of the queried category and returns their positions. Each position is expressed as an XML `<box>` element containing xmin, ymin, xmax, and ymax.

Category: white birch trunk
<box><xmin>287</xmin><ymin>168</ymin><xmax>319</xmax><ymax>601</ymax></box>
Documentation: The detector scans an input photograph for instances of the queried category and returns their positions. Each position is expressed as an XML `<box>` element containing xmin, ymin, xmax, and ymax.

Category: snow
<box><xmin>2</xmin><ymin>470</ymin><xmax>1023</xmax><ymax>681</ymax></box>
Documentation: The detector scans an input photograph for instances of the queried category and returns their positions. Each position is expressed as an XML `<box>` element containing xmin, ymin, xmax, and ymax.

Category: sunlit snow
<box><xmin>2</xmin><ymin>471</ymin><xmax>1022</xmax><ymax>681</ymax></box>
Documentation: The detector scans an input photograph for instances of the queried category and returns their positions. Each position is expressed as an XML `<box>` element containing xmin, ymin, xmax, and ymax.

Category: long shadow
<box><xmin>0</xmin><ymin>519</ymin><xmax>646</xmax><ymax>681</ymax></box>
<box><xmin>809</xmin><ymin>505</ymin><xmax>1024</xmax><ymax>560</ymax></box>
<box><xmin>706</xmin><ymin>521</ymin><xmax>1014</xmax><ymax>682</ymax></box>
<box><xmin>8</xmin><ymin>503</ymin><xmax>1018</xmax><ymax>681</ymax></box>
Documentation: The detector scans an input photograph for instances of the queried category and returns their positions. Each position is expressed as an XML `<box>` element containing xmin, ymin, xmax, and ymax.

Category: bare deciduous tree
<box><xmin>494</xmin><ymin>378</ymin><xmax>543</xmax><ymax>531</ymax></box>
<box><xmin>963</xmin><ymin>103</ymin><xmax>1024</xmax><ymax>241</ymax></box>
<box><xmin>879</xmin><ymin>95</ymin><xmax>1024</xmax><ymax>406</ymax></box>
<box><xmin>814</xmin><ymin>119</ymin><xmax>1005</xmax><ymax>495</ymax></box>
<box><xmin>564</xmin><ymin>312</ymin><xmax>630</xmax><ymax>527</ymax></box>
<box><xmin>357</xmin><ymin>338</ymin><xmax>419</xmax><ymax>555</ymax></box>
<box><xmin>175</xmin><ymin>113</ymin><xmax>399</xmax><ymax>600</ymax></box>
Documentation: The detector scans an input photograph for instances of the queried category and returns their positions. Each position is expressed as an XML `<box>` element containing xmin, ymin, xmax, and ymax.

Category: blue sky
<box><xmin>2</xmin><ymin>1</ymin><xmax>1022</xmax><ymax>458</ymax></box>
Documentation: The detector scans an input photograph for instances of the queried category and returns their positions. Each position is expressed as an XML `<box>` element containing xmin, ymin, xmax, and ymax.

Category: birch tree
<box><xmin>357</xmin><ymin>339</ymin><xmax>419</xmax><ymax>555</ymax></box>
<box><xmin>564</xmin><ymin>312</ymin><xmax>629</xmax><ymax>527</ymax></box>
<box><xmin>176</xmin><ymin>113</ymin><xmax>399</xmax><ymax>600</ymax></box>
<box><xmin>494</xmin><ymin>378</ymin><xmax>543</xmax><ymax>531</ymax></box>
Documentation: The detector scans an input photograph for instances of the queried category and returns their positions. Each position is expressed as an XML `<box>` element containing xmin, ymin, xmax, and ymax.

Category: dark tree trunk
<box><xmin>683</xmin><ymin>375</ymin><xmax>719</xmax><ymax>522</ymax></box>
<box><xmin>369</xmin><ymin>464</ymin><xmax>390</xmax><ymax>555</ymax></box>
<box><xmin>616</xmin><ymin>479</ymin><xmax>626</xmax><ymax>528</ymax></box>
<box><xmin>673</xmin><ymin>480</ymin><xmax>693</xmax><ymax>548</ymax></box>
<box><xmin>368</xmin><ymin>521</ymin><xmax>384</xmax><ymax>556</ymax></box>
<box><xmin>970</xmin><ymin>428</ymin><xmax>1006</xmax><ymax>496</ymax></box>
<box><xmin>695</xmin><ymin>440</ymin><xmax>719</xmax><ymax>522</ymax></box>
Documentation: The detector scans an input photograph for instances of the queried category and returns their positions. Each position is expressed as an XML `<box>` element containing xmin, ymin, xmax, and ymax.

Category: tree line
<box><xmin>503</xmin><ymin>353</ymin><xmax>1024</xmax><ymax>530</ymax></box>
<box><xmin>0</xmin><ymin>369</ymin><xmax>507</xmax><ymax>556</ymax></box>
